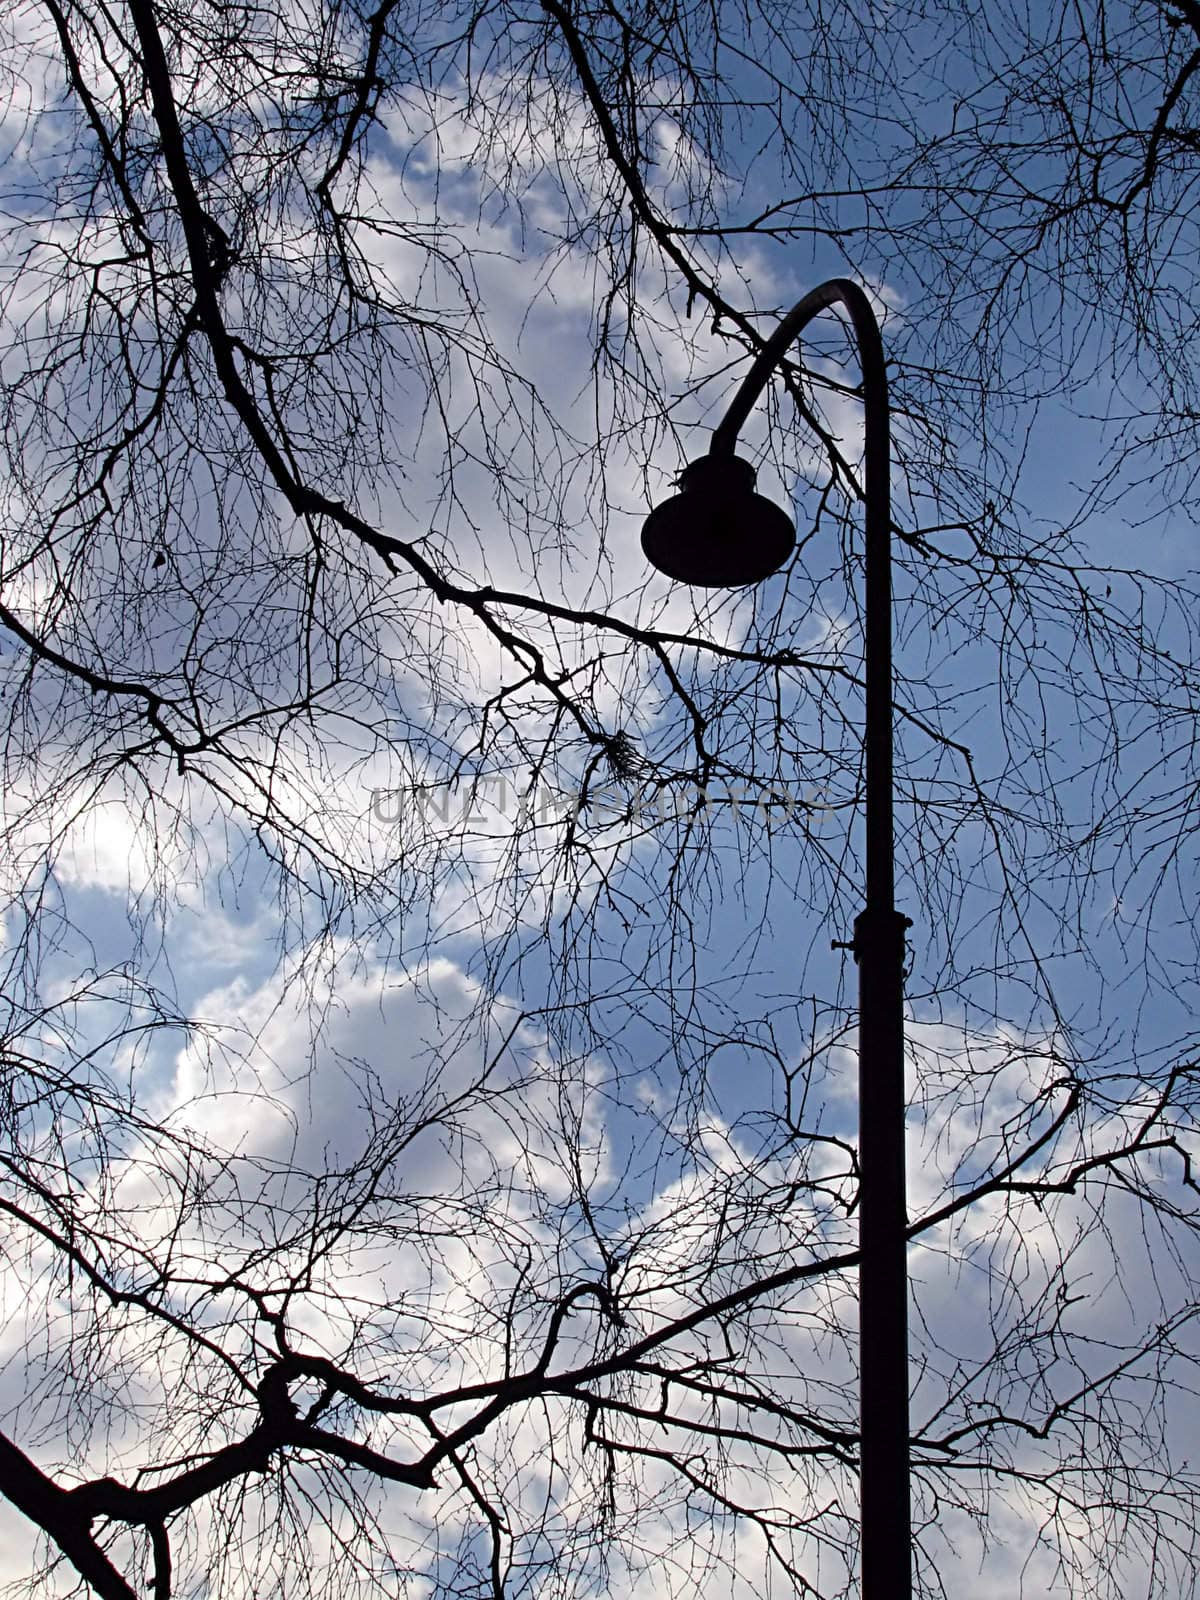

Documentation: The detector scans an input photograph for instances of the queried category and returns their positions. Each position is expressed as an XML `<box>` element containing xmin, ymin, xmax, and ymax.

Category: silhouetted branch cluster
<box><xmin>1</xmin><ymin>0</ymin><xmax>1200</xmax><ymax>1596</ymax></box>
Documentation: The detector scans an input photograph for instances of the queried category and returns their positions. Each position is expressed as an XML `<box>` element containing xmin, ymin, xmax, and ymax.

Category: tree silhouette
<box><xmin>1</xmin><ymin>0</ymin><xmax>1199</xmax><ymax>1596</ymax></box>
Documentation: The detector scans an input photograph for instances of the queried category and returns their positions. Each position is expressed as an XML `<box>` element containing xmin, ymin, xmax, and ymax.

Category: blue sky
<box><xmin>1</xmin><ymin>2</ymin><xmax>1199</xmax><ymax>1596</ymax></box>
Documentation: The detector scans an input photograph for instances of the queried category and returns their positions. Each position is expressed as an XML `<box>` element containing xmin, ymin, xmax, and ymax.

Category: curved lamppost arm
<box><xmin>698</xmin><ymin>278</ymin><xmax>911</xmax><ymax>1598</ymax></box>
<box><xmin>709</xmin><ymin>278</ymin><xmax>894</xmax><ymax>916</ymax></box>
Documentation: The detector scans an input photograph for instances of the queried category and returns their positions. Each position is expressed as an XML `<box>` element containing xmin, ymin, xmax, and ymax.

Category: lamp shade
<box><xmin>640</xmin><ymin>453</ymin><xmax>796</xmax><ymax>587</ymax></box>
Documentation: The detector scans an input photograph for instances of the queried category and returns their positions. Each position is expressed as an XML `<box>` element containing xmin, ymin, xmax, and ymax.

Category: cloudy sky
<box><xmin>1</xmin><ymin>2</ymin><xmax>1199</xmax><ymax>1597</ymax></box>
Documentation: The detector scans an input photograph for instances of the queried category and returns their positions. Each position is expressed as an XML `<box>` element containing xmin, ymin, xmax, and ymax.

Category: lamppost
<box><xmin>640</xmin><ymin>278</ymin><xmax>912</xmax><ymax>1600</ymax></box>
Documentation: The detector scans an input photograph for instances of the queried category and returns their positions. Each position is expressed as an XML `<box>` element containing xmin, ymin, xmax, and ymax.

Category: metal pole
<box><xmin>711</xmin><ymin>280</ymin><xmax>912</xmax><ymax>1598</ymax></box>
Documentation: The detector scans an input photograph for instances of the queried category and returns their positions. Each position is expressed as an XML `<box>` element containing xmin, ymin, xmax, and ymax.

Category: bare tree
<box><xmin>1</xmin><ymin>0</ymin><xmax>1200</xmax><ymax>1597</ymax></box>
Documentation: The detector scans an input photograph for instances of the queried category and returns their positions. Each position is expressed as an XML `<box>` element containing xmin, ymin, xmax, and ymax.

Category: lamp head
<box><xmin>641</xmin><ymin>453</ymin><xmax>796</xmax><ymax>587</ymax></box>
